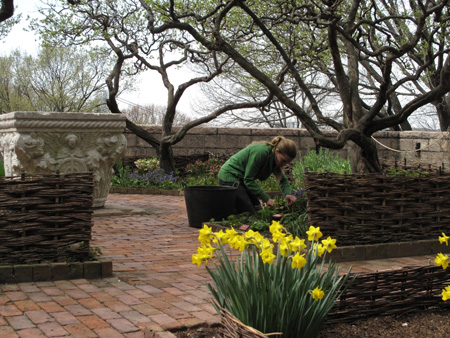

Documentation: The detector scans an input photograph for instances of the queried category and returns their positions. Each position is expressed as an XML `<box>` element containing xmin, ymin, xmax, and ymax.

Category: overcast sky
<box><xmin>1</xmin><ymin>0</ymin><xmax>41</xmax><ymax>55</ymax></box>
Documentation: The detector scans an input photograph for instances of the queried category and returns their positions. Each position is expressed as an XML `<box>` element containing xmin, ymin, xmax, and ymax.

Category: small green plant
<box><xmin>193</xmin><ymin>224</ymin><xmax>353</xmax><ymax>338</ymax></box>
<box><xmin>258</xmin><ymin>175</ymin><xmax>279</xmax><ymax>191</ymax></box>
<box><xmin>386</xmin><ymin>168</ymin><xmax>429</xmax><ymax>177</ymax></box>
<box><xmin>112</xmin><ymin>160</ymin><xmax>133</xmax><ymax>187</ymax></box>
<box><xmin>272</xmin><ymin>195</ymin><xmax>309</xmax><ymax>237</ymax></box>
<box><xmin>292</xmin><ymin>147</ymin><xmax>351</xmax><ymax>187</ymax></box>
<box><xmin>135</xmin><ymin>157</ymin><xmax>160</xmax><ymax>172</ymax></box>
<box><xmin>185</xmin><ymin>157</ymin><xmax>224</xmax><ymax>177</ymax></box>
<box><xmin>215</xmin><ymin>197</ymin><xmax>308</xmax><ymax>238</ymax></box>
<box><xmin>182</xmin><ymin>174</ymin><xmax>219</xmax><ymax>186</ymax></box>
<box><xmin>182</xmin><ymin>157</ymin><xmax>225</xmax><ymax>186</ymax></box>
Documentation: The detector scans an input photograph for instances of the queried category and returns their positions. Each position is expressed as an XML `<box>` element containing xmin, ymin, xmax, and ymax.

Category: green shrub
<box><xmin>179</xmin><ymin>157</ymin><xmax>225</xmax><ymax>186</ymax></box>
<box><xmin>292</xmin><ymin>147</ymin><xmax>351</xmax><ymax>187</ymax></box>
<box><xmin>185</xmin><ymin>157</ymin><xmax>224</xmax><ymax>177</ymax></box>
<box><xmin>135</xmin><ymin>157</ymin><xmax>160</xmax><ymax>172</ymax></box>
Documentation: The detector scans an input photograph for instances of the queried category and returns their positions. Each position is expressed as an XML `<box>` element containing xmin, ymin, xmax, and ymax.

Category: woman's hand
<box><xmin>285</xmin><ymin>194</ymin><xmax>297</xmax><ymax>205</ymax></box>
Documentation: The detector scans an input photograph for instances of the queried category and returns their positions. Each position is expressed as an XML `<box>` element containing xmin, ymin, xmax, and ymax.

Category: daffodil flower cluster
<box><xmin>193</xmin><ymin>222</ymin><xmax>338</xmax><ymax>302</ymax></box>
<box><xmin>435</xmin><ymin>232</ymin><xmax>450</xmax><ymax>301</ymax></box>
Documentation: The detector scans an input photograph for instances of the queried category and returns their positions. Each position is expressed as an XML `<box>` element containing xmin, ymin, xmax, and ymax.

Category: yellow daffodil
<box><xmin>192</xmin><ymin>244</ymin><xmax>215</xmax><ymax>266</ymax></box>
<box><xmin>212</xmin><ymin>230</ymin><xmax>226</xmax><ymax>244</ymax></box>
<box><xmin>271</xmin><ymin>229</ymin><xmax>285</xmax><ymax>243</ymax></box>
<box><xmin>244</xmin><ymin>229</ymin><xmax>259</xmax><ymax>239</ymax></box>
<box><xmin>291</xmin><ymin>252</ymin><xmax>307</xmax><ymax>270</ymax></box>
<box><xmin>269</xmin><ymin>220</ymin><xmax>283</xmax><ymax>234</ymax></box>
<box><xmin>311</xmin><ymin>286</ymin><xmax>325</xmax><ymax>301</ymax></box>
<box><xmin>237</xmin><ymin>237</ymin><xmax>250</xmax><ymax>252</ymax></box>
<box><xmin>321</xmin><ymin>236</ymin><xmax>337</xmax><ymax>253</ymax></box>
<box><xmin>221</xmin><ymin>227</ymin><xmax>238</xmax><ymax>245</ymax></box>
<box><xmin>261</xmin><ymin>238</ymin><xmax>273</xmax><ymax>251</ymax></box>
<box><xmin>312</xmin><ymin>243</ymin><xmax>326</xmax><ymax>257</ymax></box>
<box><xmin>288</xmin><ymin>236</ymin><xmax>306</xmax><ymax>252</ymax></box>
<box><xmin>229</xmin><ymin>235</ymin><xmax>248</xmax><ymax>252</ymax></box>
<box><xmin>435</xmin><ymin>253</ymin><xmax>449</xmax><ymax>270</ymax></box>
<box><xmin>306</xmin><ymin>225</ymin><xmax>323</xmax><ymax>242</ymax></box>
<box><xmin>254</xmin><ymin>231</ymin><xmax>265</xmax><ymax>243</ymax></box>
<box><xmin>198</xmin><ymin>244</ymin><xmax>215</xmax><ymax>258</ymax></box>
<box><xmin>192</xmin><ymin>254</ymin><xmax>203</xmax><ymax>267</ymax></box>
<box><xmin>260</xmin><ymin>248</ymin><xmax>276</xmax><ymax>264</ymax></box>
<box><xmin>439</xmin><ymin>233</ymin><xmax>449</xmax><ymax>246</ymax></box>
<box><xmin>279</xmin><ymin>239</ymin><xmax>290</xmax><ymax>257</ymax></box>
<box><xmin>244</xmin><ymin>229</ymin><xmax>265</xmax><ymax>247</ymax></box>
<box><xmin>198</xmin><ymin>224</ymin><xmax>213</xmax><ymax>245</ymax></box>
<box><xmin>442</xmin><ymin>286</ymin><xmax>450</xmax><ymax>301</ymax></box>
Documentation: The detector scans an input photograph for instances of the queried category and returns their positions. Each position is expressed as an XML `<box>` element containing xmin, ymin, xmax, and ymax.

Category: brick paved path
<box><xmin>0</xmin><ymin>194</ymin><xmax>435</xmax><ymax>338</ymax></box>
<box><xmin>0</xmin><ymin>194</ymin><xmax>215</xmax><ymax>338</ymax></box>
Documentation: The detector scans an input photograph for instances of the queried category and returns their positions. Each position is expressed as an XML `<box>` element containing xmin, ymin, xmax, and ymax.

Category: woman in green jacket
<box><xmin>218</xmin><ymin>136</ymin><xmax>298</xmax><ymax>214</ymax></box>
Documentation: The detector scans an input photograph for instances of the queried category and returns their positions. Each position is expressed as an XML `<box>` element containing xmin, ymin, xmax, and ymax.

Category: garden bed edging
<box><xmin>0</xmin><ymin>259</ymin><xmax>113</xmax><ymax>284</ymax></box>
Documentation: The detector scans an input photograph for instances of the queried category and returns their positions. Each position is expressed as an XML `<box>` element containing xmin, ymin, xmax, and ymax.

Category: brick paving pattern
<box><xmin>0</xmin><ymin>194</ymin><xmax>435</xmax><ymax>337</ymax></box>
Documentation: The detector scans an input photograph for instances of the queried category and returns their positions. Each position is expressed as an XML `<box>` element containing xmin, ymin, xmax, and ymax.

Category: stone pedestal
<box><xmin>0</xmin><ymin>112</ymin><xmax>127</xmax><ymax>208</ymax></box>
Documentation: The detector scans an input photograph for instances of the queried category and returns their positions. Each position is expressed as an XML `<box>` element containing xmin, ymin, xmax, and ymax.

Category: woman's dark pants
<box><xmin>218</xmin><ymin>179</ymin><xmax>262</xmax><ymax>214</ymax></box>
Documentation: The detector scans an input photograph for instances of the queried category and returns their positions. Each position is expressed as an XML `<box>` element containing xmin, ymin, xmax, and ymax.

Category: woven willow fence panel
<box><xmin>0</xmin><ymin>172</ymin><xmax>94</xmax><ymax>264</ymax></box>
<box><xmin>327</xmin><ymin>265</ymin><xmax>450</xmax><ymax>324</ymax></box>
<box><xmin>305</xmin><ymin>172</ymin><xmax>450</xmax><ymax>246</ymax></box>
<box><xmin>218</xmin><ymin>266</ymin><xmax>450</xmax><ymax>331</ymax></box>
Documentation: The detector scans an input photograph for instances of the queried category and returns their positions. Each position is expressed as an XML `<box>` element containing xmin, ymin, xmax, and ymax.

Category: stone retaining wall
<box><xmin>124</xmin><ymin>126</ymin><xmax>450</xmax><ymax>169</ymax></box>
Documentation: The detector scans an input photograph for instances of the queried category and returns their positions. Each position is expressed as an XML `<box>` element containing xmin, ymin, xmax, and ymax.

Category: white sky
<box><xmin>1</xmin><ymin>0</ymin><xmax>41</xmax><ymax>54</ymax></box>
<box><xmin>1</xmin><ymin>0</ymin><xmax>197</xmax><ymax>114</ymax></box>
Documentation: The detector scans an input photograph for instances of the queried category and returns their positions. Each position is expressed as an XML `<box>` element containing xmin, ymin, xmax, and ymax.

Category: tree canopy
<box><xmin>142</xmin><ymin>0</ymin><xmax>450</xmax><ymax>171</ymax></box>
<box><xmin>7</xmin><ymin>0</ymin><xmax>450</xmax><ymax>172</ymax></box>
<box><xmin>32</xmin><ymin>0</ymin><xmax>277</xmax><ymax>172</ymax></box>
<box><xmin>0</xmin><ymin>47</ymin><xmax>111</xmax><ymax>114</ymax></box>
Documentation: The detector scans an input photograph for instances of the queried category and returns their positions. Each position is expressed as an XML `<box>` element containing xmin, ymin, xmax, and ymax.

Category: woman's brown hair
<box><xmin>253</xmin><ymin>136</ymin><xmax>298</xmax><ymax>182</ymax></box>
<box><xmin>269</xmin><ymin>136</ymin><xmax>297</xmax><ymax>159</ymax></box>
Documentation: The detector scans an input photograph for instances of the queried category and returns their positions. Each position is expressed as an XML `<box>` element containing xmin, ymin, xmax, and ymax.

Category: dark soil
<box><xmin>173</xmin><ymin>309</ymin><xmax>450</xmax><ymax>337</ymax></box>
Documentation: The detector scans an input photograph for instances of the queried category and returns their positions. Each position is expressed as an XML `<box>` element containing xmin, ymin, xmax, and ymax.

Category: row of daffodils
<box><xmin>193</xmin><ymin>222</ymin><xmax>352</xmax><ymax>338</ymax></box>
<box><xmin>192</xmin><ymin>225</ymin><xmax>450</xmax><ymax>337</ymax></box>
<box><xmin>435</xmin><ymin>232</ymin><xmax>450</xmax><ymax>301</ymax></box>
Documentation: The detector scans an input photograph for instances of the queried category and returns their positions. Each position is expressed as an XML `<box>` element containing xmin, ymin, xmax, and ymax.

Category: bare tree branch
<box><xmin>0</xmin><ymin>0</ymin><xmax>14</xmax><ymax>22</ymax></box>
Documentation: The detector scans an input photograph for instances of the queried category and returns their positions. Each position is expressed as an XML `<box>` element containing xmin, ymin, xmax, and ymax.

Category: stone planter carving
<box><xmin>0</xmin><ymin>111</ymin><xmax>127</xmax><ymax>208</ymax></box>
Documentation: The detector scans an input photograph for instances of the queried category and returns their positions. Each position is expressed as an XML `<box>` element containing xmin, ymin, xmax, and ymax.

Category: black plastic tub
<box><xmin>184</xmin><ymin>185</ymin><xmax>237</xmax><ymax>228</ymax></box>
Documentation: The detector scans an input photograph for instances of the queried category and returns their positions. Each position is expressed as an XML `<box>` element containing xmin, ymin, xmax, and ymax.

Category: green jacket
<box><xmin>218</xmin><ymin>143</ymin><xmax>291</xmax><ymax>202</ymax></box>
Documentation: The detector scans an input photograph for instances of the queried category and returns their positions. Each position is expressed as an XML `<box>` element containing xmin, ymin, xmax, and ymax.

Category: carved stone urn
<box><xmin>0</xmin><ymin>111</ymin><xmax>127</xmax><ymax>208</ymax></box>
